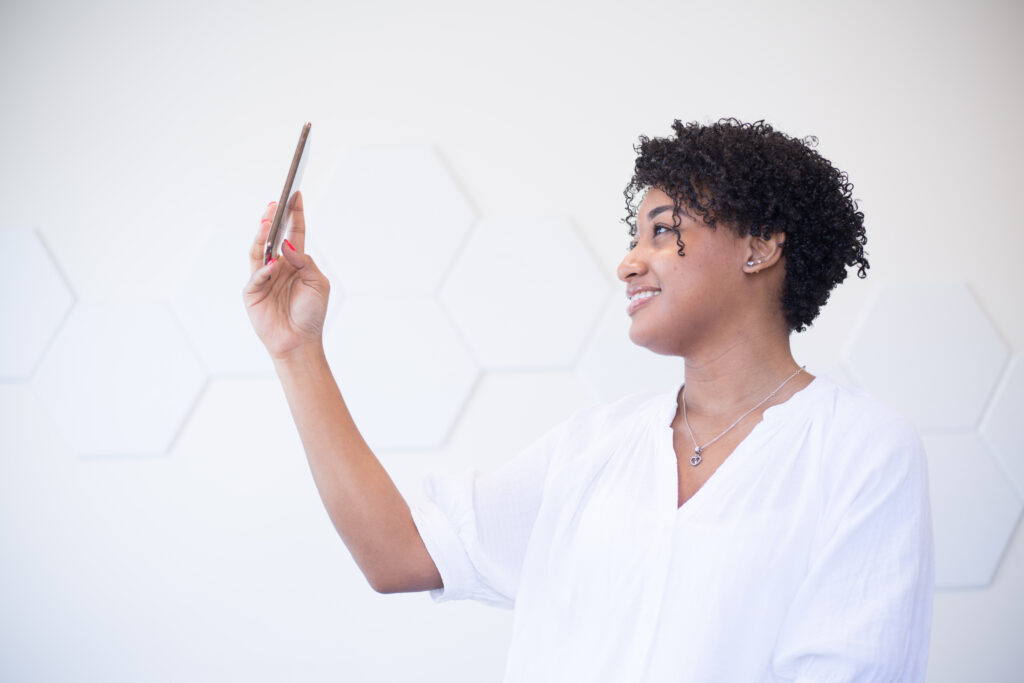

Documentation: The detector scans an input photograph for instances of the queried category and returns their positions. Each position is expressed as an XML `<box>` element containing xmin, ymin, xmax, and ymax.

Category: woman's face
<box><xmin>616</xmin><ymin>187</ymin><xmax>752</xmax><ymax>356</ymax></box>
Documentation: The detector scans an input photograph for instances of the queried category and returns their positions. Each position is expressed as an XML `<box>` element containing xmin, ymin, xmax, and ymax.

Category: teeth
<box><xmin>629</xmin><ymin>290</ymin><xmax>660</xmax><ymax>303</ymax></box>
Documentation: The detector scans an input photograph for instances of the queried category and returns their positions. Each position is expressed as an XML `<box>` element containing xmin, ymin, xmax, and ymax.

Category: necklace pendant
<box><xmin>690</xmin><ymin>447</ymin><xmax>703</xmax><ymax>467</ymax></box>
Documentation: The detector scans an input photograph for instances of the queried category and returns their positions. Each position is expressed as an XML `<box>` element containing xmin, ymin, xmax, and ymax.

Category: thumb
<box><xmin>279</xmin><ymin>238</ymin><xmax>322</xmax><ymax>279</ymax></box>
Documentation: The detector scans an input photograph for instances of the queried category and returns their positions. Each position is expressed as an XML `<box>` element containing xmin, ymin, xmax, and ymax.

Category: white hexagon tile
<box><xmin>843</xmin><ymin>283</ymin><xmax>1009</xmax><ymax>431</ymax></box>
<box><xmin>788</xmin><ymin>284</ymin><xmax>868</xmax><ymax>391</ymax></box>
<box><xmin>440</xmin><ymin>216</ymin><xmax>610</xmax><ymax>370</ymax></box>
<box><xmin>923</xmin><ymin>432</ymin><xmax>1023</xmax><ymax>588</ymax></box>
<box><xmin>171</xmin><ymin>228</ymin><xmax>276</xmax><ymax>376</ymax></box>
<box><xmin>170</xmin><ymin>227</ymin><xmax>343</xmax><ymax>376</ymax></box>
<box><xmin>322</xmin><ymin>294</ymin><xmax>478</xmax><ymax>452</ymax></box>
<box><xmin>982</xmin><ymin>357</ymin><xmax>1024</xmax><ymax>497</ymax></box>
<box><xmin>33</xmin><ymin>304</ymin><xmax>207</xmax><ymax>456</ymax></box>
<box><xmin>0</xmin><ymin>228</ymin><xmax>74</xmax><ymax>379</ymax></box>
<box><xmin>576</xmin><ymin>289</ymin><xmax>687</xmax><ymax>402</ymax></box>
<box><xmin>439</xmin><ymin>371</ymin><xmax>594</xmax><ymax>474</ymax></box>
<box><xmin>306</xmin><ymin>145</ymin><xmax>475</xmax><ymax>294</ymax></box>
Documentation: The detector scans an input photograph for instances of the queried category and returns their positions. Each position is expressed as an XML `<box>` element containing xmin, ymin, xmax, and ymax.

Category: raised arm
<box><xmin>243</xmin><ymin>193</ymin><xmax>442</xmax><ymax>593</ymax></box>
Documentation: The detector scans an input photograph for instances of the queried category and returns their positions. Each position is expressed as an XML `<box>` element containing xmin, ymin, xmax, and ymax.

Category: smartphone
<box><xmin>264</xmin><ymin>122</ymin><xmax>312</xmax><ymax>265</ymax></box>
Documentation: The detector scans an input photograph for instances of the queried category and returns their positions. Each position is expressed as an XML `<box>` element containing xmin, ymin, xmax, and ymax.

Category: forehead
<box><xmin>638</xmin><ymin>187</ymin><xmax>672</xmax><ymax>211</ymax></box>
<box><xmin>637</xmin><ymin>187</ymin><xmax>691</xmax><ymax>223</ymax></box>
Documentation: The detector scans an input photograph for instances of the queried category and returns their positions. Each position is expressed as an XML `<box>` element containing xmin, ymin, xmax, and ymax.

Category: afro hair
<box><xmin>623</xmin><ymin>118</ymin><xmax>869</xmax><ymax>332</ymax></box>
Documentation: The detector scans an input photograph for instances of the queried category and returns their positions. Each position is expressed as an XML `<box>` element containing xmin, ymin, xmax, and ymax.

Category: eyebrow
<box><xmin>646</xmin><ymin>205</ymin><xmax>692</xmax><ymax>221</ymax></box>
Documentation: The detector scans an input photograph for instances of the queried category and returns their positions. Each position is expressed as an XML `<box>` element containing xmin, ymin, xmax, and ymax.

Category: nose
<box><xmin>617</xmin><ymin>241</ymin><xmax>648</xmax><ymax>283</ymax></box>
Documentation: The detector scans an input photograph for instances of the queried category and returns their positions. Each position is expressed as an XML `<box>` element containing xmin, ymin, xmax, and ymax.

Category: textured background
<box><xmin>1</xmin><ymin>0</ymin><xmax>1022</xmax><ymax>680</ymax></box>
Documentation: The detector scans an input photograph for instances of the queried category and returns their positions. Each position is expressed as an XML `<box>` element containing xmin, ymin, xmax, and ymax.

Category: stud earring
<box><xmin>746</xmin><ymin>260</ymin><xmax>755</xmax><ymax>266</ymax></box>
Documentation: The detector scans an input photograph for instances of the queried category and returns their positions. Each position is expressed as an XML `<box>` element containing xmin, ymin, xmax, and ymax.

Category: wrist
<box><xmin>271</xmin><ymin>340</ymin><xmax>327</xmax><ymax>370</ymax></box>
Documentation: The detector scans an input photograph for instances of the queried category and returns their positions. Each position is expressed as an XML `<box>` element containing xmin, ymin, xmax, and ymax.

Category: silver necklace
<box><xmin>682</xmin><ymin>366</ymin><xmax>805</xmax><ymax>466</ymax></box>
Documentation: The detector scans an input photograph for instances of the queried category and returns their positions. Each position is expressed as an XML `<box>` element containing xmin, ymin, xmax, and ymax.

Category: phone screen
<box><xmin>264</xmin><ymin>122</ymin><xmax>312</xmax><ymax>264</ymax></box>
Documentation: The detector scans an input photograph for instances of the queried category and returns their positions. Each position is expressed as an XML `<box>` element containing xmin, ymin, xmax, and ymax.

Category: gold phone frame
<box><xmin>264</xmin><ymin>122</ymin><xmax>312</xmax><ymax>265</ymax></box>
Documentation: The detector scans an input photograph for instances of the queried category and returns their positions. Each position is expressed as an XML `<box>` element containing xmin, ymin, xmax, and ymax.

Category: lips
<box><xmin>627</xmin><ymin>289</ymin><xmax>661</xmax><ymax>315</ymax></box>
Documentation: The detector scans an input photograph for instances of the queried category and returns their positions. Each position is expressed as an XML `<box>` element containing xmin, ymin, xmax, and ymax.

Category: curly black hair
<box><xmin>623</xmin><ymin>118</ymin><xmax>868</xmax><ymax>332</ymax></box>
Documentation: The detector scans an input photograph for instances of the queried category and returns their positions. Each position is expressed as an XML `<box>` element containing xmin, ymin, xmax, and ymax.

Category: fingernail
<box><xmin>267</xmin><ymin>257</ymin><xmax>277</xmax><ymax>266</ymax></box>
<box><xmin>284</xmin><ymin>239</ymin><xmax>296</xmax><ymax>252</ymax></box>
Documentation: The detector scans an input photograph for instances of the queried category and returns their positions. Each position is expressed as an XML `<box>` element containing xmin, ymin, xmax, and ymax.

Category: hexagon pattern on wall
<box><xmin>323</xmin><ymin>294</ymin><xmax>478</xmax><ymax>451</ymax></box>
<box><xmin>923</xmin><ymin>431</ymin><xmax>1023</xmax><ymax>588</ymax></box>
<box><xmin>982</xmin><ymin>357</ymin><xmax>1024</xmax><ymax>497</ymax></box>
<box><xmin>171</xmin><ymin>228</ymin><xmax>276</xmax><ymax>376</ymax></box>
<box><xmin>0</xmin><ymin>229</ymin><xmax>74</xmax><ymax>379</ymax></box>
<box><xmin>440</xmin><ymin>216</ymin><xmax>610</xmax><ymax>369</ymax></box>
<box><xmin>33</xmin><ymin>304</ymin><xmax>207</xmax><ymax>456</ymax></box>
<box><xmin>844</xmin><ymin>284</ymin><xmax>1008</xmax><ymax>431</ymax></box>
<box><xmin>308</xmin><ymin>145</ymin><xmax>475</xmax><ymax>294</ymax></box>
<box><xmin>575</xmin><ymin>290</ymin><xmax>687</xmax><ymax>402</ymax></box>
<box><xmin>5</xmin><ymin>125</ymin><xmax>1022</xmax><ymax>664</ymax></box>
<box><xmin>441</xmin><ymin>371</ymin><xmax>593</xmax><ymax>474</ymax></box>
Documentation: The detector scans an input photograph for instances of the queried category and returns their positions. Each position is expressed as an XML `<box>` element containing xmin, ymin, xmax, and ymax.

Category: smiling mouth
<box><xmin>627</xmin><ymin>290</ymin><xmax>661</xmax><ymax>315</ymax></box>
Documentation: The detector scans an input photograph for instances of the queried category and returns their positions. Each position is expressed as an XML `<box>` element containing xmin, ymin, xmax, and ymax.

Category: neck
<box><xmin>679</xmin><ymin>332</ymin><xmax>806</xmax><ymax>418</ymax></box>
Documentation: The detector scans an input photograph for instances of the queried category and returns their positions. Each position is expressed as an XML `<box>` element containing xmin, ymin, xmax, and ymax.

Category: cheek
<box><xmin>687</xmin><ymin>242</ymin><xmax>743</xmax><ymax>285</ymax></box>
<box><xmin>662</xmin><ymin>251</ymin><xmax>716</xmax><ymax>294</ymax></box>
<box><xmin>662</xmin><ymin>252</ymin><xmax>739</xmax><ymax>313</ymax></box>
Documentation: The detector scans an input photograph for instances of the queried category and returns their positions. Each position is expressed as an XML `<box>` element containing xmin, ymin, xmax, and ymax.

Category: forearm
<box><xmin>273</xmin><ymin>342</ymin><xmax>441</xmax><ymax>593</ymax></box>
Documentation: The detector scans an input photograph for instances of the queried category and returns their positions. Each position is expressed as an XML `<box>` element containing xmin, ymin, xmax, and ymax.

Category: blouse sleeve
<box><xmin>407</xmin><ymin>419</ymin><xmax>569</xmax><ymax>609</ymax></box>
<box><xmin>769</xmin><ymin>411</ymin><xmax>935</xmax><ymax>683</ymax></box>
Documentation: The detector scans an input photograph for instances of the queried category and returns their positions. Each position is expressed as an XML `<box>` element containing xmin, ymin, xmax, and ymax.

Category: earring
<box><xmin>746</xmin><ymin>260</ymin><xmax>755</xmax><ymax>266</ymax></box>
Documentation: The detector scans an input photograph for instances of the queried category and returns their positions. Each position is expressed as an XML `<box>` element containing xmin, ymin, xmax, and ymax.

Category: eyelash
<box><xmin>627</xmin><ymin>224</ymin><xmax>675</xmax><ymax>252</ymax></box>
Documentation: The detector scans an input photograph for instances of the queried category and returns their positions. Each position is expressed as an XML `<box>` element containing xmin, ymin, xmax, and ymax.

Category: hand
<box><xmin>243</xmin><ymin>192</ymin><xmax>330</xmax><ymax>360</ymax></box>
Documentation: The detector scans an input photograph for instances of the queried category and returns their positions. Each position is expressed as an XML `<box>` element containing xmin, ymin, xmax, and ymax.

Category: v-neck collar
<box><xmin>657</xmin><ymin>376</ymin><xmax>829</xmax><ymax>518</ymax></box>
<box><xmin>658</xmin><ymin>375</ymin><xmax>827</xmax><ymax>431</ymax></box>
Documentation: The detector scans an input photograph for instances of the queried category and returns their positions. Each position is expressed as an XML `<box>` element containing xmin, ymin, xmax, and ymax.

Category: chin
<box><xmin>628</xmin><ymin>326</ymin><xmax>685</xmax><ymax>357</ymax></box>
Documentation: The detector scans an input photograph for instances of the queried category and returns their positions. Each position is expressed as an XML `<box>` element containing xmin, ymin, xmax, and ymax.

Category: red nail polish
<box><xmin>267</xmin><ymin>257</ymin><xmax>277</xmax><ymax>266</ymax></box>
<box><xmin>284</xmin><ymin>239</ymin><xmax>296</xmax><ymax>252</ymax></box>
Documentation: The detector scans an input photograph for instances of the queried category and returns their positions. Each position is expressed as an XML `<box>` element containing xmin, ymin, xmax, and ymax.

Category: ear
<box><xmin>742</xmin><ymin>232</ymin><xmax>786</xmax><ymax>274</ymax></box>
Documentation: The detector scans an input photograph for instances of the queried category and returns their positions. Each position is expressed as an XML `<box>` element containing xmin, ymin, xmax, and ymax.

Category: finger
<box><xmin>279</xmin><ymin>237</ymin><xmax>313</xmax><ymax>272</ymax></box>
<box><xmin>250</xmin><ymin>201</ymin><xmax>277</xmax><ymax>274</ymax></box>
<box><xmin>284</xmin><ymin>191</ymin><xmax>306</xmax><ymax>254</ymax></box>
<box><xmin>279</xmin><ymin>245</ymin><xmax>330</xmax><ymax>295</ymax></box>
<box><xmin>242</xmin><ymin>255</ymin><xmax>279</xmax><ymax>304</ymax></box>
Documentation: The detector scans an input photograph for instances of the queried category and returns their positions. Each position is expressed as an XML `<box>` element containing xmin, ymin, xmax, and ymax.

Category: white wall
<box><xmin>1</xmin><ymin>0</ymin><xmax>1022</xmax><ymax>680</ymax></box>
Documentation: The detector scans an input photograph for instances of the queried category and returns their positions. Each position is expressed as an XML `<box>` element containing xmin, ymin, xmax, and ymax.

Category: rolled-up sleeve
<box><xmin>769</xmin><ymin>415</ymin><xmax>935</xmax><ymax>682</ymax></box>
<box><xmin>408</xmin><ymin>420</ymin><xmax>568</xmax><ymax>608</ymax></box>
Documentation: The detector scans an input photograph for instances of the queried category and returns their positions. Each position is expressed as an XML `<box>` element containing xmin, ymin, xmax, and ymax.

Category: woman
<box><xmin>244</xmin><ymin>119</ymin><xmax>934</xmax><ymax>681</ymax></box>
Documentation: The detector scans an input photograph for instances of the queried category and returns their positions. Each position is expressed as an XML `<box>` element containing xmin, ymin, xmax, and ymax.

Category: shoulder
<box><xmin>808</xmin><ymin>377</ymin><xmax>922</xmax><ymax>453</ymax></box>
<box><xmin>803</xmin><ymin>377</ymin><xmax>929</xmax><ymax>499</ymax></box>
<box><xmin>541</xmin><ymin>385</ymin><xmax>675</xmax><ymax>464</ymax></box>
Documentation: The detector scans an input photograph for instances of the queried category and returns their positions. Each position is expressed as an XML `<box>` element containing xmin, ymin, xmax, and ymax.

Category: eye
<box><xmin>653</xmin><ymin>224</ymin><xmax>675</xmax><ymax>237</ymax></box>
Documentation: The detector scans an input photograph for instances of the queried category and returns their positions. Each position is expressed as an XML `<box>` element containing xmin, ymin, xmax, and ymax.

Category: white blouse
<box><xmin>409</xmin><ymin>377</ymin><xmax>934</xmax><ymax>682</ymax></box>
